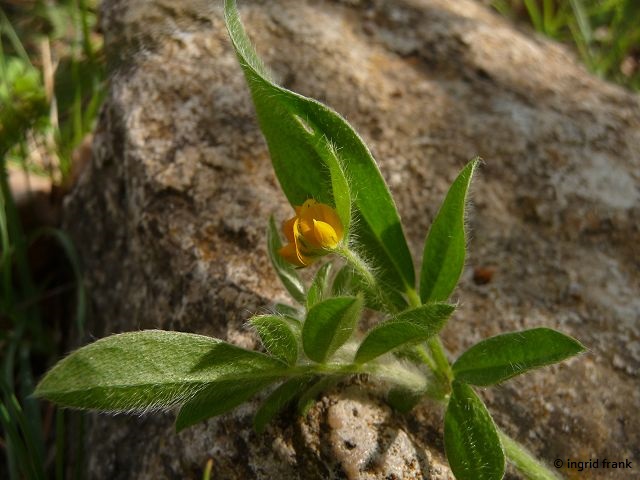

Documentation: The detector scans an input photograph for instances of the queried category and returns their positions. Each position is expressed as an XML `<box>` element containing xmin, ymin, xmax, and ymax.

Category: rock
<box><xmin>63</xmin><ymin>0</ymin><xmax>639</xmax><ymax>478</ymax></box>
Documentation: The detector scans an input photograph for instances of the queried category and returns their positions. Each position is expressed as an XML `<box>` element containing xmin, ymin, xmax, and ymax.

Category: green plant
<box><xmin>0</xmin><ymin>60</ymin><xmax>48</xmax><ymax>476</ymax></box>
<box><xmin>1</xmin><ymin>107</ymin><xmax>87</xmax><ymax>480</ymax></box>
<box><xmin>1</xmin><ymin>0</ymin><xmax>104</xmax><ymax>180</ymax></box>
<box><xmin>493</xmin><ymin>0</ymin><xmax>640</xmax><ymax>91</ymax></box>
<box><xmin>34</xmin><ymin>1</ymin><xmax>586</xmax><ymax>479</ymax></box>
<box><xmin>1</xmin><ymin>2</ymin><xmax>96</xmax><ymax>477</ymax></box>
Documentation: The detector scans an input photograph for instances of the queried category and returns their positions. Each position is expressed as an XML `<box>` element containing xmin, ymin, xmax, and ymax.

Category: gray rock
<box><xmin>64</xmin><ymin>0</ymin><xmax>639</xmax><ymax>478</ymax></box>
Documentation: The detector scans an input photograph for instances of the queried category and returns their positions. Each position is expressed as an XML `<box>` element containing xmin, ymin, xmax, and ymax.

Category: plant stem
<box><xmin>406</xmin><ymin>287</ymin><xmax>421</xmax><ymax>307</ymax></box>
<box><xmin>499</xmin><ymin>430</ymin><xmax>562</xmax><ymax>480</ymax></box>
<box><xmin>413</xmin><ymin>345</ymin><xmax>438</xmax><ymax>372</ymax></box>
<box><xmin>406</xmin><ymin>288</ymin><xmax>453</xmax><ymax>386</ymax></box>
<box><xmin>335</xmin><ymin>247</ymin><xmax>453</xmax><ymax>395</ymax></box>
<box><xmin>285</xmin><ymin>358</ymin><xmax>429</xmax><ymax>394</ymax></box>
<box><xmin>336</xmin><ymin>246</ymin><xmax>558</xmax><ymax>480</ymax></box>
<box><xmin>336</xmin><ymin>245</ymin><xmax>376</xmax><ymax>289</ymax></box>
<box><xmin>335</xmin><ymin>245</ymin><xmax>399</xmax><ymax>312</ymax></box>
<box><xmin>427</xmin><ymin>336</ymin><xmax>453</xmax><ymax>383</ymax></box>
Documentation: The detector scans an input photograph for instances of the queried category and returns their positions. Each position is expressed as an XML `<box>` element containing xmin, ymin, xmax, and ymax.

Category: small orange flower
<box><xmin>279</xmin><ymin>199</ymin><xmax>344</xmax><ymax>266</ymax></box>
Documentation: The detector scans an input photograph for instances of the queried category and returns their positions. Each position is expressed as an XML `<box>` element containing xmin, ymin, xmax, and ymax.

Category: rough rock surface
<box><xmin>63</xmin><ymin>0</ymin><xmax>639</xmax><ymax>478</ymax></box>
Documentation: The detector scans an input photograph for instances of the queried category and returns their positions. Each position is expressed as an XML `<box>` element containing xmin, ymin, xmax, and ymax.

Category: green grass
<box><xmin>493</xmin><ymin>0</ymin><xmax>640</xmax><ymax>91</ymax></box>
<box><xmin>1</xmin><ymin>0</ymin><xmax>105</xmax><ymax>180</ymax></box>
<box><xmin>1</xmin><ymin>0</ymin><xmax>100</xmax><ymax>477</ymax></box>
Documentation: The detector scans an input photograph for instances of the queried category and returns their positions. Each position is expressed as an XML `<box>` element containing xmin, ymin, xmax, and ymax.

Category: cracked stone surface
<box><xmin>63</xmin><ymin>0</ymin><xmax>639</xmax><ymax>478</ymax></box>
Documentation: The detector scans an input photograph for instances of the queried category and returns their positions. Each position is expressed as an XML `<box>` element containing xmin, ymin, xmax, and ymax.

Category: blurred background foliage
<box><xmin>0</xmin><ymin>0</ymin><xmax>637</xmax><ymax>478</ymax></box>
<box><xmin>493</xmin><ymin>0</ymin><xmax>640</xmax><ymax>90</ymax></box>
<box><xmin>1</xmin><ymin>0</ymin><xmax>99</xmax><ymax>478</ymax></box>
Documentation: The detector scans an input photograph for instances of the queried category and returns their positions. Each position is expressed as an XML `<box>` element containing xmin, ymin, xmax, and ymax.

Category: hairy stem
<box><xmin>337</xmin><ymin>244</ymin><xmax>557</xmax><ymax>479</ymax></box>
<box><xmin>426</xmin><ymin>336</ymin><xmax>453</xmax><ymax>384</ymax></box>
<box><xmin>295</xmin><ymin>359</ymin><xmax>429</xmax><ymax>393</ymax></box>
<box><xmin>412</xmin><ymin>344</ymin><xmax>438</xmax><ymax>372</ymax></box>
<box><xmin>406</xmin><ymin>289</ymin><xmax>453</xmax><ymax>386</ymax></box>
<box><xmin>336</xmin><ymin>245</ymin><xmax>376</xmax><ymax>290</ymax></box>
<box><xmin>335</xmin><ymin>245</ymin><xmax>399</xmax><ymax>312</ymax></box>
<box><xmin>335</xmin><ymin>247</ymin><xmax>453</xmax><ymax>395</ymax></box>
<box><xmin>499</xmin><ymin>430</ymin><xmax>562</xmax><ymax>480</ymax></box>
<box><xmin>405</xmin><ymin>288</ymin><xmax>421</xmax><ymax>307</ymax></box>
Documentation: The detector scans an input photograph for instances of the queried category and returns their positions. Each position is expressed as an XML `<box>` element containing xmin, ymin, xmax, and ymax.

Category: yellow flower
<box><xmin>278</xmin><ymin>199</ymin><xmax>344</xmax><ymax>266</ymax></box>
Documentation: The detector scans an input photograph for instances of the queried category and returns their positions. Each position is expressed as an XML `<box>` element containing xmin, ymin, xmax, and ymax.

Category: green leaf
<box><xmin>302</xmin><ymin>296</ymin><xmax>363</xmax><ymax>363</ymax></box>
<box><xmin>314</xmin><ymin>137</ymin><xmax>352</xmax><ymax>237</ymax></box>
<box><xmin>420</xmin><ymin>159</ymin><xmax>479</xmax><ymax>303</ymax></box>
<box><xmin>254</xmin><ymin>377</ymin><xmax>311</xmax><ymax>433</ymax></box>
<box><xmin>297</xmin><ymin>376</ymin><xmax>341</xmax><ymax>415</ymax></box>
<box><xmin>452</xmin><ymin>328</ymin><xmax>586</xmax><ymax>386</ymax></box>
<box><xmin>444</xmin><ymin>381</ymin><xmax>505</xmax><ymax>480</ymax></box>
<box><xmin>224</xmin><ymin>0</ymin><xmax>414</xmax><ymax>294</ymax></box>
<box><xmin>333</xmin><ymin>264</ymin><xmax>407</xmax><ymax>312</ymax></box>
<box><xmin>307</xmin><ymin>262</ymin><xmax>332</xmax><ymax>309</ymax></box>
<box><xmin>175</xmin><ymin>378</ymin><xmax>273</xmax><ymax>432</ymax></box>
<box><xmin>188</xmin><ymin>339</ymin><xmax>289</xmax><ymax>376</ymax></box>
<box><xmin>387</xmin><ymin>387</ymin><xmax>423</xmax><ymax>413</ymax></box>
<box><xmin>356</xmin><ymin>272</ymin><xmax>408</xmax><ymax>313</ymax></box>
<box><xmin>354</xmin><ymin>303</ymin><xmax>454</xmax><ymax>364</ymax></box>
<box><xmin>250</xmin><ymin>315</ymin><xmax>300</xmax><ymax>365</ymax></box>
<box><xmin>332</xmin><ymin>265</ymin><xmax>354</xmax><ymax>296</ymax></box>
<box><xmin>34</xmin><ymin>330</ymin><xmax>287</xmax><ymax>411</ymax></box>
<box><xmin>268</xmin><ymin>216</ymin><xmax>305</xmax><ymax>303</ymax></box>
<box><xmin>0</xmin><ymin>378</ymin><xmax>45</xmax><ymax>480</ymax></box>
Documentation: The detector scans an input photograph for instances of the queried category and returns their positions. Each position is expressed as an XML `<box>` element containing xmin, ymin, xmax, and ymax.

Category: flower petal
<box><xmin>296</xmin><ymin>215</ymin><xmax>322</xmax><ymax>249</ymax></box>
<box><xmin>300</xmin><ymin>201</ymin><xmax>343</xmax><ymax>242</ymax></box>
<box><xmin>314</xmin><ymin>203</ymin><xmax>344</xmax><ymax>241</ymax></box>
<box><xmin>293</xmin><ymin>219</ymin><xmax>318</xmax><ymax>266</ymax></box>
<box><xmin>313</xmin><ymin>220</ymin><xmax>339</xmax><ymax>249</ymax></box>
<box><xmin>278</xmin><ymin>243</ymin><xmax>305</xmax><ymax>267</ymax></box>
<box><xmin>282</xmin><ymin>217</ymin><xmax>297</xmax><ymax>244</ymax></box>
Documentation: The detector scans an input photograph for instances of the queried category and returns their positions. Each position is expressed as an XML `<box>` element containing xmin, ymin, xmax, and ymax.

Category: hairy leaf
<box><xmin>453</xmin><ymin>328</ymin><xmax>586</xmax><ymax>386</ymax></box>
<box><xmin>254</xmin><ymin>377</ymin><xmax>311</xmax><ymax>433</ymax></box>
<box><xmin>387</xmin><ymin>387</ymin><xmax>423</xmax><ymax>413</ymax></box>
<box><xmin>302</xmin><ymin>296</ymin><xmax>363</xmax><ymax>363</ymax></box>
<box><xmin>35</xmin><ymin>330</ymin><xmax>287</xmax><ymax>412</ymax></box>
<box><xmin>332</xmin><ymin>265</ymin><xmax>354</xmax><ymax>296</ymax></box>
<box><xmin>297</xmin><ymin>376</ymin><xmax>341</xmax><ymax>415</ymax></box>
<box><xmin>224</xmin><ymin>0</ymin><xmax>414</xmax><ymax>294</ymax></box>
<box><xmin>332</xmin><ymin>264</ymin><xmax>407</xmax><ymax>312</ymax></box>
<box><xmin>420</xmin><ymin>159</ymin><xmax>479</xmax><ymax>303</ymax></box>
<box><xmin>307</xmin><ymin>262</ymin><xmax>332</xmax><ymax>309</ymax></box>
<box><xmin>176</xmin><ymin>379</ymin><xmax>274</xmax><ymax>432</ymax></box>
<box><xmin>444</xmin><ymin>381</ymin><xmax>505</xmax><ymax>480</ymax></box>
<box><xmin>355</xmin><ymin>303</ymin><xmax>454</xmax><ymax>364</ymax></box>
<box><xmin>250</xmin><ymin>315</ymin><xmax>300</xmax><ymax>365</ymax></box>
